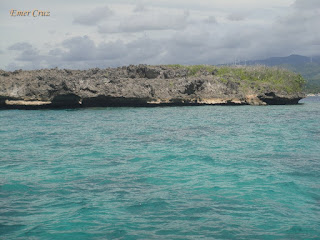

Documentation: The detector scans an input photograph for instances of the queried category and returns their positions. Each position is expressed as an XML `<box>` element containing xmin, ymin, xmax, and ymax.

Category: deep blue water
<box><xmin>1</xmin><ymin>97</ymin><xmax>320</xmax><ymax>239</ymax></box>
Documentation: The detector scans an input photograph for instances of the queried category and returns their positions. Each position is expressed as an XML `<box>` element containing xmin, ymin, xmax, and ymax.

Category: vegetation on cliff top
<box><xmin>279</xmin><ymin>62</ymin><xmax>320</xmax><ymax>93</ymax></box>
<box><xmin>165</xmin><ymin>64</ymin><xmax>306</xmax><ymax>94</ymax></box>
<box><xmin>236</xmin><ymin>54</ymin><xmax>320</xmax><ymax>94</ymax></box>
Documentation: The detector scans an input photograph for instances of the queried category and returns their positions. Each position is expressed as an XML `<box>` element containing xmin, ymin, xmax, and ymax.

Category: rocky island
<box><xmin>0</xmin><ymin>65</ymin><xmax>306</xmax><ymax>109</ymax></box>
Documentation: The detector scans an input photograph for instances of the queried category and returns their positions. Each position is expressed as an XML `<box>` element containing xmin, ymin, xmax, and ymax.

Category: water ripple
<box><xmin>1</xmin><ymin>99</ymin><xmax>320</xmax><ymax>239</ymax></box>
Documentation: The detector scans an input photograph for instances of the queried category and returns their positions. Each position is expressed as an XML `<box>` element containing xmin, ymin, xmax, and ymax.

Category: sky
<box><xmin>0</xmin><ymin>0</ymin><xmax>320</xmax><ymax>70</ymax></box>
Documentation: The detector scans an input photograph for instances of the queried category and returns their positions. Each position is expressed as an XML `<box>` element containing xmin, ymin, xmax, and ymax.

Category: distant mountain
<box><xmin>236</xmin><ymin>54</ymin><xmax>320</xmax><ymax>93</ymax></box>
<box><xmin>246</xmin><ymin>54</ymin><xmax>319</xmax><ymax>66</ymax></box>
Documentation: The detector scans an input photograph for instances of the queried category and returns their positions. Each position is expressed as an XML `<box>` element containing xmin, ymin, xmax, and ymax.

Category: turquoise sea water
<box><xmin>1</xmin><ymin>97</ymin><xmax>320</xmax><ymax>239</ymax></box>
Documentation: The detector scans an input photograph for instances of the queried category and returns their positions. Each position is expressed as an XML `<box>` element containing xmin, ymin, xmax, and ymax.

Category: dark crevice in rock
<box><xmin>0</xmin><ymin>105</ymin><xmax>51</xmax><ymax>110</ymax></box>
<box><xmin>51</xmin><ymin>94</ymin><xmax>81</xmax><ymax>107</ymax></box>
<box><xmin>265</xmin><ymin>92</ymin><xmax>276</xmax><ymax>97</ymax></box>
<box><xmin>81</xmin><ymin>87</ymin><xmax>98</xmax><ymax>94</ymax></box>
<box><xmin>184</xmin><ymin>80</ymin><xmax>205</xmax><ymax>95</ymax></box>
<box><xmin>0</xmin><ymin>98</ymin><xmax>6</xmax><ymax>107</ymax></box>
<box><xmin>82</xmin><ymin>96</ymin><xmax>151</xmax><ymax>107</ymax></box>
<box><xmin>61</xmin><ymin>81</ymin><xmax>70</xmax><ymax>92</ymax></box>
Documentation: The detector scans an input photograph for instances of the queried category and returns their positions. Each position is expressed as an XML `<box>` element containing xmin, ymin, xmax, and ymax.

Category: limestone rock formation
<box><xmin>0</xmin><ymin>65</ymin><xmax>305</xmax><ymax>109</ymax></box>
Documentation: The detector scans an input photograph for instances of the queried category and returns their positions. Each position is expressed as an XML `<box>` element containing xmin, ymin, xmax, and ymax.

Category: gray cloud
<box><xmin>227</xmin><ymin>13</ymin><xmax>246</xmax><ymax>21</ymax></box>
<box><xmin>293</xmin><ymin>0</ymin><xmax>320</xmax><ymax>10</ymax></box>
<box><xmin>98</xmin><ymin>10</ymin><xmax>190</xmax><ymax>33</ymax></box>
<box><xmin>16</xmin><ymin>48</ymin><xmax>42</xmax><ymax>62</ymax></box>
<box><xmin>273</xmin><ymin>6</ymin><xmax>320</xmax><ymax>48</ymax></box>
<box><xmin>204</xmin><ymin>16</ymin><xmax>218</xmax><ymax>24</ymax></box>
<box><xmin>3</xmin><ymin>24</ymin><xmax>313</xmax><ymax>70</ymax></box>
<box><xmin>6</xmin><ymin>36</ymin><xmax>132</xmax><ymax>70</ymax></box>
<box><xmin>61</xmin><ymin>36</ymin><xmax>96</xmax><ymax>61</ymax></box>
<box><xmin>7</xmin><ymin>42</ymin><xmax>43</xmax><ymax>62</ymax></box>
<box><xmin>73</xmin><ymin>6</ymin><xmax>113</xmax><ymax>26</ymax></box>
<box><xmin>8</xmin><ymin>42</ymin><xmax>33</xmax><ymax>51</ymax></box>
<box><xmin>97</xmin><ymin>41</ymin><xmax>127</xmax><ymax>60</ymax></box>
<box><xmin>133</xmin><ymin>3</ymin><xmax>147</xmax><ymax>12</ymax></box>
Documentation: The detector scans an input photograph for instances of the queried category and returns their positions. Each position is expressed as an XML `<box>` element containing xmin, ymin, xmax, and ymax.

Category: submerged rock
<box><xmin>0</xmin><ymin>65</ymin><xmax>305</xmax><ymax>109</ymax></box>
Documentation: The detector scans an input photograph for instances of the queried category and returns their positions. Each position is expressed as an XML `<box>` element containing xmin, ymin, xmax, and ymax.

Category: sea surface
<box><xmin>1</xmin><ymin>97</ymin><xmax>320</xmax><ymax>239</ymax></box>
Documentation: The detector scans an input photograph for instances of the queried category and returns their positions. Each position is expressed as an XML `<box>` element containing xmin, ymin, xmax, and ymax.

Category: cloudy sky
<box><xmin>0</xmin><ymin>0</ymin><xmax>320</xmax><ymax>70</ymax></box>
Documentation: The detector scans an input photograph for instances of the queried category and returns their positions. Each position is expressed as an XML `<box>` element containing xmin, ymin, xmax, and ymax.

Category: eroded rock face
<box><xmin>0</xmin><ymin>65</ymin><xmax>305</xmax><ymax>109</ymax></box>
